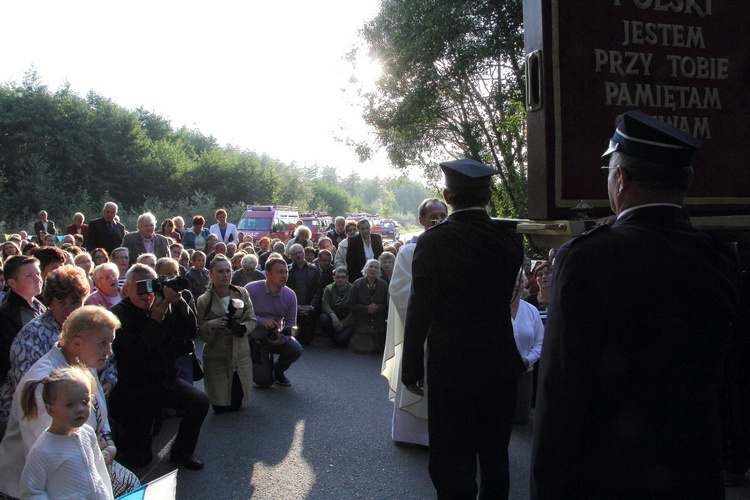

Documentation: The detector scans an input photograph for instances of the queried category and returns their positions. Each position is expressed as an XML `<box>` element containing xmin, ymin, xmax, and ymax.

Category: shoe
<box><xmin>170</xmin><ymin>453</ymin><xmax>205</xmax><ymax>470</ymax></box>
<box><xmin>274</xmin><ymin>371</ymin><xmax>292</xmax><ymax>386</ymax></box>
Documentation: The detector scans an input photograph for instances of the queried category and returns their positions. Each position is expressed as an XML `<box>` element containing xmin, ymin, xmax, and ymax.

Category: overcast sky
<box><xmin>1</xmin><ymin>0</ymin><xmax>398</xmax><ymax>179</ymax></box>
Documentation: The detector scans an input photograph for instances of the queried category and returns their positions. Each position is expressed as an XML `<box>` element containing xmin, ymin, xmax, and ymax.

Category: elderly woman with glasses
<box><xmin>109</xmin><ymin>247</ymin><xmax>130</xmax><ymax>288</ymax></box>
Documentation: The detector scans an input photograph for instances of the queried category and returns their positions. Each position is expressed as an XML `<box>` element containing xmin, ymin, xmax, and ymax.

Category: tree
<box><xmin>311</xmin><ymin>180</ymin><xmax>353</xmax><ymax>216</ymax></box>
<box><xmin>0</xmin><ymin>71</ymin><xmax>424</xmax><ymax>233</ymax></box>
<box><xmin>358</xmin><ymin>0</ymin><xmax>528</xmax><ymax>217</ymax></box>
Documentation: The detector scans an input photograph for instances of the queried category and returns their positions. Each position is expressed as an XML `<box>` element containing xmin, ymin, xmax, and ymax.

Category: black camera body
<box><xmin>226</xmin><ymin>300</ymin><xmax>246</xmax><ymax>337</ymax></box>
<box><xmin>135</xmin><ymin>276</ymin><xmax>189</xmax><ymax>297</ymax></box>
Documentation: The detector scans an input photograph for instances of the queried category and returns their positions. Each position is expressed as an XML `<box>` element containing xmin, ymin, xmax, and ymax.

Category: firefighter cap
<box><xmin>602</xmin><ymin>110</ymin><xmax>701</xmax><ymax>166</ymax></box>
<box><xmin>440</xmin><ymin>159</ymin><xmax>500</xmax><ymax>188</ymax></box>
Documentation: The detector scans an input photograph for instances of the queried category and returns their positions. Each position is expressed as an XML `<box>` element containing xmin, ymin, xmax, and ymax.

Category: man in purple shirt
<box><xmin>245</xmin><ymin>256</ymin><xmax>302</xmax><ymax>388</ymax></box>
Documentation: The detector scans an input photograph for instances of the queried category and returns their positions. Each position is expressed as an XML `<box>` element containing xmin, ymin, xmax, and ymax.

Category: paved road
<box><xmin>130</xmin><ymin>335</ymin><xmax>750</xmax><ymax>499</ymax></box>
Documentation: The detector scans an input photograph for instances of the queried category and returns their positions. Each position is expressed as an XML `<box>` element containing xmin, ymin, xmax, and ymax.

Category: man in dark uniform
<box><xmin>531</xmin><ymin>111</ymin><xmax>740</xmax><ymax>498</ymax></box>
<box><xmin>402</xmin><ymin>159</ymin><xmax>525</xmax><ymax>499</ymax></box>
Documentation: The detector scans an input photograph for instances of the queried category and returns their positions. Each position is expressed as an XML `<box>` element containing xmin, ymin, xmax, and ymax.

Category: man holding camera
<box><xmin>245</xmin><ymin>255</ymin><xmax>303</xmax><ymax>388</ymax></box>
<box><xmin>109</xmin><ymin>264</ymin><xmax>209</xmax><ymax>470</ymax></box>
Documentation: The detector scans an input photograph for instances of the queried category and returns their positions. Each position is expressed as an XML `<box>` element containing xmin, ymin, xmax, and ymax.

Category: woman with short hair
<box><xmin>321</xmin><ymin>267</ymin><xmax>353</xmax><ymax>347</ymax></box>
<box><xmin>109</xmin><ymin>247</ymin><xmax>130</xmax><ymax>288</ymax></box>
<box><xmin>231</xmin><ymin>253</ymin><xmax>265</xmax><ymax>287</ymax></box>
<box><xmin>172</xmin><ymin>216</ymin><xmax>186</xmax><ymax>238</ymax></box>
<box><xmin>85</xmin><ymin>263</ymin><xmax>122</xmax><ymax>309</ymax></box>
<box><xmin>524</xmin><ymin>261</ymin><xmax>553</xmax><ymax>324</ymax></box>
<box><xmin>209</xmin><ymin>209</ymin><xmax>239</xmax><ymax>244</ymax></box>
<box><xmin>347</xmin><ymin>259</ymin><xmax>389</xmax><ymax>354</ymax></box>
<box><xmin>136</xmin><ymin>252</ymin><xmax>157</xmax><ymax>269</ymax></box>
<box><xmin>157</xmin><ymin>218</ymin><xmax>182</xmax><ymax>243</ymax></box>
<box><xmin>378</xmin><ymin>252</ymin><xmax>396</xmax><ymax>285</ymax></box>
<box><xmin>0</xmin><ymin>306</ymin><xmax>140</xmax><ymax>498</ymax></box>
<box><xmin>182</xmin><ymin>216</ymin><xmax>211</xmax><ymax>251</ymax></box>
<box><xmin>90</xmin><ymin>247</ymin><xmax>110</xmax><ymax>267</ymax></box>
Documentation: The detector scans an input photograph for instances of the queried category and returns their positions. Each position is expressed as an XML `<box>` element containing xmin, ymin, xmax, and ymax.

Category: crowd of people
<box><xmin>0</xmin><ymin>203</ymin><xmax>409</xmax><ymax>498</ymax></box>
<box><xmin>0</xmin><ymin>111</ymin><xmax>748</xmax><ymax>499</ymax></box>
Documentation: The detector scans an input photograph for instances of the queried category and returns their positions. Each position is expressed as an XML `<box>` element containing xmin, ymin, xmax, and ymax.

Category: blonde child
<box><xmin>19</xmin><ymin>365</ymin><xmax>114</xmax><ymax>499</ymax></box>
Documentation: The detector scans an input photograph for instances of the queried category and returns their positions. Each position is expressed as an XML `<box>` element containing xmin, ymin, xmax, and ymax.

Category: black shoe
<box><xmin>170</xmin><ymin>453</ymin><xmax>205</xmax><ymax>470</ymax></box>
<box><xmin>274</xmin><ymin>371</ymin><xmax>292</xmax><ymax>386</ymax></box>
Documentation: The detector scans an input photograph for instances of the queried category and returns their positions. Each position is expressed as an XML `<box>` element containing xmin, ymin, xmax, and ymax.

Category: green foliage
<box><xmin>0</xmin><ymin>73</ymin><xmax>434</xmax><ymax>235</ymax></box>
<box><xmin>359</xmin><ymin>0</ymin><xmax>528</xmax><ymax>217</ymax></box>
<box><xmin>311</xmin><ymin>180</ymin><xmax>353</xmax><ymax>216</ymax></box>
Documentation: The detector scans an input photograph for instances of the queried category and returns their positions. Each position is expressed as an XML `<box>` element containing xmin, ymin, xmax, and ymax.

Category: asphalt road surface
<box><xmin>130</xmin><ymin>335</ymin><xmax>750</xmax><ymax>499</ymax></box>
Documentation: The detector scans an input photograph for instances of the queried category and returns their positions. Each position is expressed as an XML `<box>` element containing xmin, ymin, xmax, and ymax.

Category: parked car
<box><xmin>381</xmin><ymin>219</ymin><xmax>400</xmax><ymax>241</ymax></box>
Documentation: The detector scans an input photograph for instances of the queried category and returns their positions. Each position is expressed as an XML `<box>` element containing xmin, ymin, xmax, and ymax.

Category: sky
<box><xmin>1</xmin><ymin>1</ymin><xmax>400</xmax><ymax>180</ymax></box>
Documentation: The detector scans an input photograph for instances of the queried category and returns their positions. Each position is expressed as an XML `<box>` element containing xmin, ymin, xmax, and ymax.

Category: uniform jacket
<box><xmin>402</xmin><ymin>209</ymin><xmax>525</xmax><ymax>397</ymax></box>
<box><xmin>530</xmin><ymin>205</ymin><xmax>741</xmax><ymax>499</ymax></box>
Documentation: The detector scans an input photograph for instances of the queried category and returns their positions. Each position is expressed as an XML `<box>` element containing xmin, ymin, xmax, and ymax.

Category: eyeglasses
<box><xmin>289</xmin><ymin>251</ymin><xmax>303</xmax><ymax>256</ymax></box>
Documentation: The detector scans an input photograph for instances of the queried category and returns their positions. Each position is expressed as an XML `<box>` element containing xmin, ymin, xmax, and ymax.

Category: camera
<box><xmin>135</xmin><ymin>276</ymin><xmax>189</xmax><ymax>297</ymax></box>
<box><xmin>224</xmin><ymin>300</ymin><xmax>246</xmax><ymax>337</ymax></box>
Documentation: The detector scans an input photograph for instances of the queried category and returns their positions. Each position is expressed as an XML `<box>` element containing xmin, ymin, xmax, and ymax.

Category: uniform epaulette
<box><xmin>568</xmin><ymin>223</ymin><xmax>610</xmax><ymax>246</ymax></box>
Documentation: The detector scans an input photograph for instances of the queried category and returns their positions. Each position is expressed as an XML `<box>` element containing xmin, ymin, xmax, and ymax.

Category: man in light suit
<box><xmin>402</xmin><ymin>159</ymin><xmax>525</xmax><ymax>499</ymax></box>
<box><xmin>87</xmin><ymin>202</ymin><xmax>126</xmax><ymax>254</ymax></box>
<box><xmin>32</xmin><ymin>210</ymin><xmax>56</xmax><ymax>240</ymax></box>
<box><xmin>122</xmin><ymin>212</ymin><xmax>169</xmax><ymax>265</ymax></box>
<box><xmin>344</xmin><ymin>219</ymin><xmax>383</xmax><ymax>283</ymax></box>
<box><xmin>531</xmin><ymin>111</ymin><xmax>741</xmax><ymax>498</ymax></box>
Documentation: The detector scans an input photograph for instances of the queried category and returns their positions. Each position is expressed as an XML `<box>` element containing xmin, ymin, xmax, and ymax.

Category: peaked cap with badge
<box><xmin>602</xmin><ymin>110</ymin><xmax>702</xmax><ymax>166</ymax></box>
